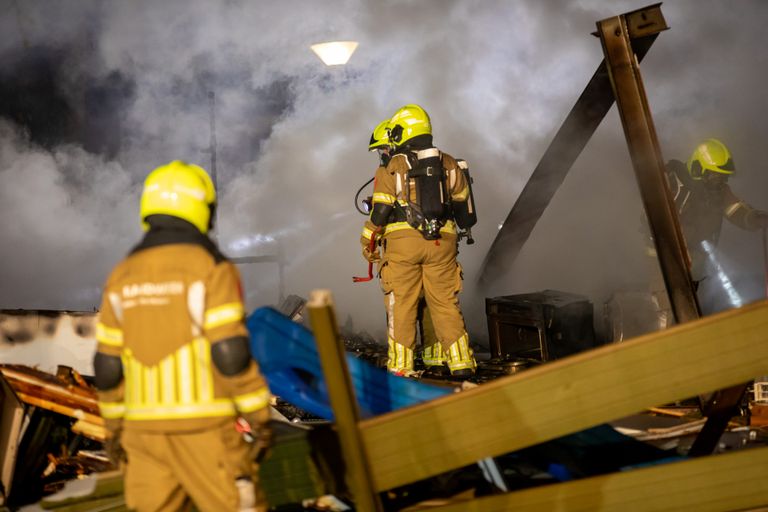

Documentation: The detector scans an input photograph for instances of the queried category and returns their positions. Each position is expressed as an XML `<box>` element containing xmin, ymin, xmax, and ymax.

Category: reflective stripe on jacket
<box><xmin>96</xmin><ymin>224</ymin><xmax>270</xmax><ymax>431</ymax></box>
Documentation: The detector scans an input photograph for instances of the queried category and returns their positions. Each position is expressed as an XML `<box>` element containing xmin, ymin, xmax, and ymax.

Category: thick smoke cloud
<box><xmin>1</xmin><ymin>1</ymin><xmax>766</xmax><ymax>344</ymax></box>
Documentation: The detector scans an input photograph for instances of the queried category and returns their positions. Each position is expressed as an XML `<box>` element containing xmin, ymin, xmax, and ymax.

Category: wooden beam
<box><xmin>308</xmin><ymin>290</ymin><xmax>383</xmax><ymax>512</ymax></box>
<box><xmin>361</xmin><ymin>300</ymin><xmax>768</xmax><ymax>491</ymax></box>
<box><xmin>16</xmin><ymin>392</ymin><xmax>104</xmax><ymax>426</ymax></box>
<box><xmin>426</xmin><ymin>446</ymin><xmax>768</xmax><ymax>512</ymax></box>
<box><xmin>0</xmin><ymin>365</ymin><xmax>99</xmax><ymax>414</ymax></box>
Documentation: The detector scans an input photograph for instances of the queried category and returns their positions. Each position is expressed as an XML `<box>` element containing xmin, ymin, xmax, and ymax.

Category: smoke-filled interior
<box><xmin>1</xmin><ymin>0</ymin><xmax>767</xmax><ymax>345</ymax></box>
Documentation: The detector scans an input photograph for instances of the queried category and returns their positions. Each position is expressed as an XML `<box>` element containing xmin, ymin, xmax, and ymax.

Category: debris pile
<box><xmin>0</xmin><ymin>364</ymin><xmax>112</xmax><ymax>507</ymax></box>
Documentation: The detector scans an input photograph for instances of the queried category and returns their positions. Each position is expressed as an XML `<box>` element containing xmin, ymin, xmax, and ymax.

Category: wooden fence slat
<box><xmin>361</xmin><ymin>300</ymin><xmax>768</xmax><ymax>491</ymax></box>
<box><xmin>428</xmin><ymin>445</ymin><xmax>768</xmax><ymax>512</ymax></box>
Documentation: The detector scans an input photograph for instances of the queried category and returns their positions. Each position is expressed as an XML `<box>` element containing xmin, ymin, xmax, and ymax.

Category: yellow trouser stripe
<box><xmin>234</xmin><ymin>388</ymin><xmax>271</xmax><ymax>413</ymax></box>
<box><xmin>96</xmin><ymin>322</ymin><xmax>123</xmax><ymax>347</ymax></box>
<box><xmin>446</xmin><ymin>333</ymin><xmax>477</xmax><ymax>371</ymax></box>
<box><xmin>98</xmin><ymin>401</ymin><xmax>126</xmax><ymax>419</ymax></box>
<box><xmin>422</xmin><ymin>343</ymin><xmax>445</xmax><ymax>365</ymax></box>
<box><xmin>387</xmin><ymin>339</ymin><xmax>414</xmax><ymax>372</ymax></box>
<box><xmin>204</xmin><ymin>302</ymin><xmax>245</xmax><ymax>330</ymax></box>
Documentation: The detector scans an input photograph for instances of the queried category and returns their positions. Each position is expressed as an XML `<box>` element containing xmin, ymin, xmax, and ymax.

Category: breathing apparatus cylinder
<box><xmin>404</xmin><ymin>148</ymin><xmax>450</xmax><ymax>240</ymax></box>
<box><xmin>454</xmin><ymin>159</ymin><xmax>477</xmax><ymax>244</ymax></box>
<box><xmin>455</xmin><ymin>159</ymin><xmax>477</xmax><ymax>228</ymax></box>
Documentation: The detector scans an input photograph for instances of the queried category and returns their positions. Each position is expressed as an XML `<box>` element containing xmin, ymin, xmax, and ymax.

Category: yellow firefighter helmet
<box><xmin>686</xmin><ymin>138</ymin><xmax>735</xmax><ymax>180</ymax></box>
<box><xmin>388</xmin><ymin>104</ymin><xmax>432</xmax><ymax>147</ymax></box>
<box><xmin>140</xmin><ymin>160</ymin><xmax>216</xmax><ymax>234</ymax></box>
<box><xmin>368</xmin><ymin>119</ymin><xmax>391</xmax><ymax>151</ymax></box>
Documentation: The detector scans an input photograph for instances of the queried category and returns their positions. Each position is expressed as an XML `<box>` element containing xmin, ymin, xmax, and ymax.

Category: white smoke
<box><xmin>1</xmin><ymin>0</ymin><xmax>767</xmax><ymax>344</ymax></box>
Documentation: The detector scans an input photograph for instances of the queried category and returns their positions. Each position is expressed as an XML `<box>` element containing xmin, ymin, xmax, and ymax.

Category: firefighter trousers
<box><xmin>122</xmin><ymin>422</ymin><xmax>267</xmax><ymax>512</ymax></box>
<box><xmin>380</xmin><ymin>232</ymin><xmax>476</xmax><ymax>374</ymax></box>
<box><xmin>417</xmin><ymin>298</ymin><xmax>445</xmax><ymax>367</ymax></box>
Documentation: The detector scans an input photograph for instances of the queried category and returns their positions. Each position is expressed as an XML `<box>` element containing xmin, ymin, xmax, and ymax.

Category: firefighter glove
<box><xmin>362</xmin><ymin>242</ymin><xmax>381</xmax><ymax>263</ymax></box>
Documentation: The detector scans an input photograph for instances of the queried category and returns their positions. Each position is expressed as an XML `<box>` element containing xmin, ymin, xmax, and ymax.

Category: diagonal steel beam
<box><xmin>478</xmin><ymin>4</ymin><xmax>667</xmax><ymax>287</ymax></box>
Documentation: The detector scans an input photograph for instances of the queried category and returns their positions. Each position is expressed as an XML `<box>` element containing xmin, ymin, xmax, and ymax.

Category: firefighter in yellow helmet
<box><xmin>645</xmin><ymin>139</ymin><xmax>768</xmax><ymax>321</ymax></box>
<box><xmin>670</xmin><ymin>139</ymin><xmax>768</xmax><ymax>281</ymax></box>
<box><xmin>94</xmin><ymin>161</ymin><xmax>273</xmax><ymax>511</ymax></box>
<box><xmin>367</xmin><ymin>119</ymin><xmax>446</xmax><ymax>374</ymax></box>
<box><xmin>360</xmin><ymin>105</ymin><xmax>477</xmax><ymax>378</ymax></box>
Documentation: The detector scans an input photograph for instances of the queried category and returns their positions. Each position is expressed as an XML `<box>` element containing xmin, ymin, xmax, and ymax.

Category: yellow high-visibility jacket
<box><xmin>96</xmin><ymin>228</ymin><xmax>270</xmax><ymax>432</ymax></box>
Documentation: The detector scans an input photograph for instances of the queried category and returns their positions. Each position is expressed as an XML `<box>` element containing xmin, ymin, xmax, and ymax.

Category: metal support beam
<box><xmin>597</xmin><ymin>8</ymin><xmax>699</xmax><ymax>324</ymax></box>
<box><xmin>307</xmin><ymin>290</ymin><xmax>382</xmax><ymax>512</ymax></box>
<box><xmin>596</xmin><ymin>6</ymin><xmax>749</xmax><ymax>457</ymax></box>
<box><xmin>479</xmin><ymin>4</ymin><xmax>667</xmax><ymax>287</ymax></box>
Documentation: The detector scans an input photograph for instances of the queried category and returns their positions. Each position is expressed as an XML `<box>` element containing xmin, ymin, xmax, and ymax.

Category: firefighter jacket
<box><xmin>360</xmin><ymin>149</ymin><xmax>471</xmax><ymax>248</ymax></box>
<box><xmin>95</xmin><ymin>219</ymin><xmax>270</xmax><ymax>432</ymax></box>
<box><xmin>666</xmin><ymin>159</ymin><xmax>765</xmax><ymax>246</ymax></box>
<box><xmin>643</xmin><ymin>160</ymin><xmax>766</xmax><ymax>280</ymax></box>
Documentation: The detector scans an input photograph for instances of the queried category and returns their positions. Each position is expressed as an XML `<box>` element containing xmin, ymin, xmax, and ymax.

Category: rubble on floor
<box><xmin>3</xmin><ymin>293</ymin><xmax>768</xmax><ymax>510</ymax></box>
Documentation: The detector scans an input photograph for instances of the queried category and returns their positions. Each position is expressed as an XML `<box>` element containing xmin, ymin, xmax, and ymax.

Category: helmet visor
<box><xmin>717</xmin><ymin>157</ymin><xmax>735</xmax><ymax>173</ymax></box>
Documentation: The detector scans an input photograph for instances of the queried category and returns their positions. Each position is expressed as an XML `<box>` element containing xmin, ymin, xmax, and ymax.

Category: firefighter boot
<box><xmin>445</xmin><ymin>332</ymin><xmax>476</xmax><ymax>379</ymax></box>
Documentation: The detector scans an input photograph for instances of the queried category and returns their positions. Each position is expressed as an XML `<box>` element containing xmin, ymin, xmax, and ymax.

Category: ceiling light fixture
<box><xmin>310</xmin><ymin>41</ymin><xmax>359</xmax><ymax>66</ymax></box>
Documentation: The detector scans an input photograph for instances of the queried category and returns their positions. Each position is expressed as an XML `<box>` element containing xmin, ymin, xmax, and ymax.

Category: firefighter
<box><xmin>360</xmin><ymin>104</ymin><xmax>477</xmax><ymax>378</ymax></box>
<box><xmin>648</xmin><ymin>139</ymin><xmax>768</xmax><ymax>318</ymax></box>
<box><xmin>93</xmin><ymin>161</ymin><xmax>272</xmax><ymax>511</ymax></box>
<box><xmin>367</xmin><ymin>119</ymin><xmax>446</xmax><ymax>374</ymax></box>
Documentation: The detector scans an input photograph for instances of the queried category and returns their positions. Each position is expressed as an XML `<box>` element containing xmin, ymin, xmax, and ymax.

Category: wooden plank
<box><xmin>425</xmin><ymin>446</ymin><xmax>768</xmax><ymax>512</ymax></box>
<box><xmin>308</xmin><ymin>290</ymin><xmax>383</xmax><ymax>512</ymax></box>
<box><xmin>16</xmin><ymin>392</ymin><xmax>104</xmax><ymax>426</ymax></box>
<box><xmin>361</xmin><ymin>300</ymin><xmax>768</xmax><ymax>491</ymax></box>
<box><xmin>71</xmin><ymin>419</ymin><xmax>107</xmax><ymax>442</ymax></box>
<box><xmin>0</xmin><ymin>374</ymin><xmax>24</xmax><ymax>505</ymax></box>
<box><xmin>0</xmin><ymin>365</ymin><xmax>99</xmax><ymax>414</ymax></box>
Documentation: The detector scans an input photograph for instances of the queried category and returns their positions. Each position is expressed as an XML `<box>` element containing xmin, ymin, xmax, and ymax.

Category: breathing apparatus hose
<box><xmin>355</xmin><ymin>176</ymin><xmax>375</xmax><ymax>215</ymax></box>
